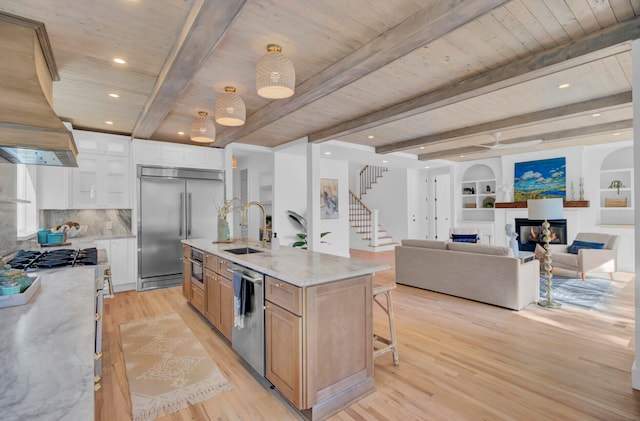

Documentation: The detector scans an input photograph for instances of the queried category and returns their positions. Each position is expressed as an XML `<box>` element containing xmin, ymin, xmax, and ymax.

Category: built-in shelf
<box><xmin>461</xmin><ymin>164</ymin><xmax>496</xmax><ymax>222</ymax></box>
<box><xmin>494</xmin><ymin>201</ymin><xmax>589</xmax><ymax>208</ymax></box>
<box><xmin>599</xmin><ymin>146</ymin><xmax>633</xmax><ymax>225</ymax></box>
<box><xmin>0</xmin><ymin>196</ymin><xmax>30</xmax><ymax>204</ymax></box>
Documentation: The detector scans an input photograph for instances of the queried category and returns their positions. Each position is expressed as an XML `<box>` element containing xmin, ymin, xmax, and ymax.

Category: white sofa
<box><xmin>395</xmin><ymin>239</ymin><xmax>540</xmax><ymax>310</ymax></box>
<box><xmin>536</xmin><ymin>232</ymin><xmax>620</xmax><ymax>280</ymax></box>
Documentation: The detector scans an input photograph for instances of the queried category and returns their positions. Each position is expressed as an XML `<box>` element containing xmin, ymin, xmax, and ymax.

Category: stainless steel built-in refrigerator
<box><xmin>137</xmin><ymin>165</ymin><xmax>224</xmax><ymax>290</ymax></box>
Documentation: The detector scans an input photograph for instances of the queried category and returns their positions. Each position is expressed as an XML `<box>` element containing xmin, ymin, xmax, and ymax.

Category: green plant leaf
<box><xmin>320</xmin><ymin>231</ymin><xmax>331</xmax><ymax>238</ymax></box>
<box><xmin>287</xmin><ymin>210</ymin><xmax>307</xmax><ymax>232</ymax></box>
<box><xmin>292</xmin><ymin>241</ymin><xmax>306</xmax><ymax>247</ymax></box>
<box><xmin>296</xmin><ymin>233</ymin><xmax>307</xmax><ymax>240</ymax></box>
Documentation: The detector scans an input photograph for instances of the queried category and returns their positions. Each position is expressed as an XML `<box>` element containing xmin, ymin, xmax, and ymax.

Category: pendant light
<box><xmin>190</xmin><ymin>111</ymin><xmax>215</xmax><ymax>143</ymax></box>
<box><xmin>215</xmin><ymin>86</ymin><xmax>246</xmax><ymax>126</ymax></box>
<box><xmin>256</xmin><ymin>44</ymin><xmax>295</xmax><ymax>99</ymax></box>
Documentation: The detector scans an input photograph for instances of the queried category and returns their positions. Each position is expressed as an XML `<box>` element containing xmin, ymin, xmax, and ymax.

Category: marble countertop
<box><xmin>183</xmin><ymin>238</ymin><xmax>389</xmax><ymax>287</ymax></box>
<box><xmin>0</xmin><ymin>266</ymin><xmax>96</xmax><ymax>421</ymax></box>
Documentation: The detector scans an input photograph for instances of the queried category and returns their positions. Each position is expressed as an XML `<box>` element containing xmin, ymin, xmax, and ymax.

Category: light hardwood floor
<box><xmin>97</xmin><ymin>250</ymin><xmax>639</xmax><ymax>420</ymax></box>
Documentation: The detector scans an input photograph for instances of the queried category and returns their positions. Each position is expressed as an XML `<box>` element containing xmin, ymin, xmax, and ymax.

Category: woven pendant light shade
<box><xmin>215</xmin><ymin>87</ymin><xmax>246</xmax><ymax>126</ymax></box>
<box><xmin>190</xmin><ymin>111</ymin><xmax>215</xmax><ymax>143</ymax></box>
<box><xmin>256</xmin><ymin>44</ymin><xmax>295</xmax><ymax>99</ymax></box>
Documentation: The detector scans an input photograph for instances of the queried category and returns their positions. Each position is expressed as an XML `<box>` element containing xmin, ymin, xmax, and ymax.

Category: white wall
<box><xmin>273</xmin><ymin>143</ymin><xmax>307</xmax><ymax>247</ymax></box>
<box><xmin>318</xmin><ymin>158</ymin><xmax>350</xmax><ymax>257</ymax></box>
<box><xmin>630</xmin><ymin>38</ymin><xmax>639</xmax><ymax>391</ymax></box>
<box><xmin>361</xmin><ymin>168</ymin><xmax>410</xmax><ymax>241</ymax></box>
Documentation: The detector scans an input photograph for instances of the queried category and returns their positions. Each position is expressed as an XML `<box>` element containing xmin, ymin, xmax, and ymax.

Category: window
<box><xmin>17</xmin><ymin>164</ymin><xmax>37</xmax><ymax>239</ymax></box>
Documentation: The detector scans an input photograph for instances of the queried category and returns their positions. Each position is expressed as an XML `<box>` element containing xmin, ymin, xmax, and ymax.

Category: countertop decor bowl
<box><xmin>47</xmin><ymin>232</ymin><xmax>65</xmax><ymax>245</ymax></box>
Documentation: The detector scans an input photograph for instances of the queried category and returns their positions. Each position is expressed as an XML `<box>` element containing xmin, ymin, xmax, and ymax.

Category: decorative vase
<box><xmin>217</xmin><ymin>217</ymin><xmax>230</xmax><ymax>242</ymax></box>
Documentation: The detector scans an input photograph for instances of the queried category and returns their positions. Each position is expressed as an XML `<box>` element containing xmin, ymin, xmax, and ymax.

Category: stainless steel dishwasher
<box><xmin>229</xmin><ymin>264</ymin><xmax>265</xmax><ymax>377</ymax></box>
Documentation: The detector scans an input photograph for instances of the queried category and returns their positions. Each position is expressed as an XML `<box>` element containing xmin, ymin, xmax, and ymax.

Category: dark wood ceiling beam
<box><xmin>132</xmin><ymin>0</ymin><xmax>246</xmax><ymax>139</ymax></box>
<box><xmin>376</xmin><ymin>91</ymin><xmax>632</xmax><ymax>153</ymax></box>
<box><xmin>214</xmin><ymin>0</ymin><xmax>509</xmax><ymax>147</ymax></box>
<box><xmin>309</xmin><ymin>16</ymin><xmax>640</xmax><ymax>144</ymax></box>
<box><xmin>419</xmin><ymin>119</ymin><xmax>633</xmax><ymax>160</ymax></box>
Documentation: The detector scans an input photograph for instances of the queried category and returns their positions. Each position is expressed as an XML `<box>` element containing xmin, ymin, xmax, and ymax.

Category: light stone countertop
<box><xmin>0</xmin><ymin>266</ymin><xmax>96</xmax><ymax>421</ymax></box>
<box><xmin>183</xmin><ymin>238</ymin><xmax>390</xmax><ymax>287</ymax></box>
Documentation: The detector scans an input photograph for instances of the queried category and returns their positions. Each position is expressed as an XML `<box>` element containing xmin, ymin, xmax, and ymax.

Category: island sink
<box><xmin>224</xmin><ymin>247</ymin><xmax>263</xmax><ymax>255</ymax></box>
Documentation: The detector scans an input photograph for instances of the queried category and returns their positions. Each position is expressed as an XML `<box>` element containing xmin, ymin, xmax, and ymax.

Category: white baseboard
<box><xmin>632</xmin><ymin>360</ymin><xmax>640</xmax><ymax>390</ymax></box>
<box><xmin>113</xmin><ymin>282</ymin><xmax>136</xmax><ymax>293</ymax></box>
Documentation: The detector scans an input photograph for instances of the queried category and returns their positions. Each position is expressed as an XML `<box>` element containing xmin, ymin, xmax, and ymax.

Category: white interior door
<box><xmin>435</xmin><ymin>174</ymin><xmax>451</xmax><ymax>240</ymax></box>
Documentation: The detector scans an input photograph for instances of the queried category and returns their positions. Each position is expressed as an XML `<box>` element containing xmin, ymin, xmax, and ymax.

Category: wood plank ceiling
<box><xmin>2</xmin><ymin>0</ymin><xmax>638</xmax><ymax>162</ymax></box>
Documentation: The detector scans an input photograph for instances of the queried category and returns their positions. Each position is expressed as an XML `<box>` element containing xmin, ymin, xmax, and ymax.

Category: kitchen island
<box><xmin>0</xmin><ymin>266</ymin><xmax>97</xmax><ymax>421</ymax></box>
<box><xmin>182</xmin><ymin>238</ymin><xmax>389</xmax><ymax>421</ymax></box>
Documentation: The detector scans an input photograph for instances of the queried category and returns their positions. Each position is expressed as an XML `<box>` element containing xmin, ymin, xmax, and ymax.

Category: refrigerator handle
<box><xmin>187</xmin><ymin>193</ymin><xmax>192</xmax><ymax>237</ymax></box>
<box><xmin>179</xmin><ymin>193</ymin><xmax>184</xmax><ymax>237</ymax></box>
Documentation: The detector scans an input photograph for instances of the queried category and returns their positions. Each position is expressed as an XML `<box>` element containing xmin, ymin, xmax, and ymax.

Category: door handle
<box><xmin>179</xmin><ymin>193</ymin><xmax>184</xmax><ymax>237</ymax></box>
<box><xmin>187</xmin><ymin>193</ymin><xmax>192</xmax><ymax>237</ymax></box>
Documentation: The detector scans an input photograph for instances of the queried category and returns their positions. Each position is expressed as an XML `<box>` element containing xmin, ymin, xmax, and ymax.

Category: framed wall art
<box><xmin>320</xmin><ymin>178</ymin><xmax>338</xmax><ymax>219</ymax></box>
<box><xmin>514</xmin><ymin>157</ymin><xmax>566</xmax><ymax>201</ymax></box>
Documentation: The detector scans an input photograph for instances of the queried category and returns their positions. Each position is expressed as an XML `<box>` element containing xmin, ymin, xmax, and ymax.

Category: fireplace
<box><xmin>515</xmin><ymin>218</ymin><xmax>567</xmax><ymax>251</ymax></box>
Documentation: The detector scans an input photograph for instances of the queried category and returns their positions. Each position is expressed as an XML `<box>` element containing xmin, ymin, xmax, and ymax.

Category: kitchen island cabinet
<box><xmin>182</xmin><ymin>239</ymin><xmax>388</xmax><ymax>420</ymax></box>
<box><xmin>203</xmin><ymin>253</ymin><xmax>234</xmax><ymax>340</ymax></box>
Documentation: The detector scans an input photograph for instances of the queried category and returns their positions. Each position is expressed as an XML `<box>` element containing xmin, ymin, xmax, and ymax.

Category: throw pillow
<box><xmin>567</xmin><ymin>240</ymin><xmax>605</xmax><ymax>254</ymax></box>
<box><xmin>451</xmin><ymin>233</ymin><xmax>478</xmax><ymax>243</ymax></box>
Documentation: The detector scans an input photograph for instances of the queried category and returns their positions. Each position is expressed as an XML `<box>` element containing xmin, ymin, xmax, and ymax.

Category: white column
<box><xmin>631</xmin><ymin>38</ymin><xmax>640</xmax><ymax>390</ymax></box>
<box><xmin>307</xmin><ymin>141</ymin><xmax>321</xmax><ymax>251</ymax></box>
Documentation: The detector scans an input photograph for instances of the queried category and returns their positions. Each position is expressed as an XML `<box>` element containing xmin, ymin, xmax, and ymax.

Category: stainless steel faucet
<box><xmin>242</xmin><ymin>201</ymin><xmax>268</xmax><ymax>248</ymax></box>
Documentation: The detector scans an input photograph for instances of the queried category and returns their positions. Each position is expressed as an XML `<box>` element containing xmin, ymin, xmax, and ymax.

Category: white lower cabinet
<box><xmin>95</xmin><ymin>238</ymin><xmax>136</xmax><ymax>292</ymax></box>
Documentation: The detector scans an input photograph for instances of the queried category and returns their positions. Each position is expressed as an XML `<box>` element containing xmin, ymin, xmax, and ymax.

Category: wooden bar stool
<box><xmin>104</xmin><ymin>268</ymin><xmax>115</xmax><ymax>298</ymax></box>
<box><xmin>373</xmin><ymin>282</ymin><xmax>399</xmax><ymax>365</ymax></box>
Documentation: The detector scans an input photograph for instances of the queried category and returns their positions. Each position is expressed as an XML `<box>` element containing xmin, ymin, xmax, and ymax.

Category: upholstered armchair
<box><xmin>538</xmin><ymin>232</ymin><xmax>620</xmax><ymax>280</ymax></box>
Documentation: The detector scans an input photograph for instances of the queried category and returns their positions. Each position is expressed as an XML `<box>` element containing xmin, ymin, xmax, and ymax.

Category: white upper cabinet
<box><xmin>69</xmin><ymin>131</ymin><xmax>132</xmax><ymax>209</ymax></box>
<box><xmin>132</xmin><ymin>138</ymin><xmax>224</xmax><ymax>170</ymax></box>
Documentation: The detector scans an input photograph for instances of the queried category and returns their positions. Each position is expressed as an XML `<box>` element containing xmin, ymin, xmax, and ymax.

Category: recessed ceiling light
<box><xmin>613</xmin><ymin>132</ymin><xmax>621</xmax><ymax>136</ymax></box>
<box><xmin>178</xmin><ymin>131</ymin><xmax>184</xmax><ymax>135</ymax></box>
<box><xmin>419</xmin><ymin>146</ymin><xmax>425</xmax><ymax>150</ymax></box>
<box><xmin>324</xmin><ymin>151</ymin><xmax>332</xmax><ymax>155</ymax></box>
<box><xmin>459</xmin><ymin>155</ymin><xmax>465</xmax><ymax>158</ymax></box>
<box><xmin>105</xmin><ymin>121</ymin><xmax>114</xmax><ymax>125</ymax></box>
<box><xmin>382</xmin><ymin>160</ymin><xmax>388</xmax><ymax>163</ymax></box>
<box><xmin>424</xmin><ymin>166</ymin><xmax>430</xmax><ymax>169</ymax></box>
<box><xmin>557</xmin><ymin>83</ymin><xmax>570</xmax><ymax>89</ymax></box>
<box><xmin>592</xmin><ymin>113</ymin><xmax>601</xmax><ymax>117</ymax></box>
<box><xmin>367</xmin><ymin>135</ymin><xmax>374</xmax><ymax>139</ymax></box>
<box><xmin>109</xmin><ymin>93</ymin><xmax>119</xmax><ymax>98</ymax></box>
<box><xmin>113</xmin><ymin>58</ymin><xmax>126</xmax><ymax>64</ymax></box>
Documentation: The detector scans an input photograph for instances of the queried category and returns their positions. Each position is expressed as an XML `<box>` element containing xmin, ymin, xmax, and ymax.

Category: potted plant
<box><xmin>287</xmin><ymin>210</ymin><xmax>330</xmax><ymax>248</ymax></box>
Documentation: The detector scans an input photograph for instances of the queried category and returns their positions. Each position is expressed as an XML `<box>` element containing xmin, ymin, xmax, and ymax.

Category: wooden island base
<box><xmin>301</xmin><ymin>378</ymin><xmax>375</xmax><ymax>421</ymax></box>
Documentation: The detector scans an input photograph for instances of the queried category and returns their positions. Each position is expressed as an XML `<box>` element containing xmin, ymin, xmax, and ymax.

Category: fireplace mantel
<box><xmin>495</xmin><ymin>200</ymin><xmax>589</xmax><ymax>209</ymax></box>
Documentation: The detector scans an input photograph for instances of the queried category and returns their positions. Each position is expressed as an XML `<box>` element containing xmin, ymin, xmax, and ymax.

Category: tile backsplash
<box><xmin>40</xmin><ymin>209</ymin><xmax>132</xmax><ymax>238</ymax></box>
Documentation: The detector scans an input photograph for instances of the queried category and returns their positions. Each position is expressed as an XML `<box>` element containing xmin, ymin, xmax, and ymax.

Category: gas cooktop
<box><xmin>7</xmin><ymin>248</ymin><xmax>98</xmax><ymax>271</ymax></box>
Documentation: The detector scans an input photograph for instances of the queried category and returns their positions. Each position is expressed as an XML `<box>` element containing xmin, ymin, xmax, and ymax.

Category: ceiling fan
<box><xmin>476</xmin><ymin>132</ymin><xmax>543</xmax><ymax>150</ymax></box>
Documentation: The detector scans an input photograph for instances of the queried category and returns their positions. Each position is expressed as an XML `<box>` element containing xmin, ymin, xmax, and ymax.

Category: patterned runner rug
<box><xmin>120</xmin><ymin>313</ymin><xmax>232</xmax><ymax>421</ymax></box>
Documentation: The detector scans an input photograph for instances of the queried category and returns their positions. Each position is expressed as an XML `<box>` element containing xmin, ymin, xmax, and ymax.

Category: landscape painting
<box><xmin>320</xmin><ymin>178</ymin><xmax>338</xmax><ymax>219</ymax></box>
<box><xmin>514</xmin><ymin>157</ymin><xmax>566</xmax><ymax>201</ymax></box>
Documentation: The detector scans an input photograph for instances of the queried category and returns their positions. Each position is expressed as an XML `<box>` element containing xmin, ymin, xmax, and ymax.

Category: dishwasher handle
<box><xmin>227</xmin><ymin>267</ymin><xmax>263</xmax><ymax>284</ymax></box>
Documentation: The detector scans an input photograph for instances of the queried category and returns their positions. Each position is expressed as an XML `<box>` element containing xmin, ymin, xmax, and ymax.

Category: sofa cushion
<box><xmin>447</xmin><ymin>242</ymin><xmax>514</xmax><ymax>257</ymax></box>
<box><xmin>451</xmin><ymin>233</ymin><xmax>479</xmax><ymax>243</ymax></box>
<box><xmin>567</xmin><ymin>240</ymin><xmax>604</xmax><ymax>254</ymax></box>
<box><xmin>401</xmin><ymin>239</ymin><xmax>448</xmax><ymax>250</ymax></box>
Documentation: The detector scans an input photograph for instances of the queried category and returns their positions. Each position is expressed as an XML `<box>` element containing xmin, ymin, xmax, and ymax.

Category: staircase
<box><xmin>359</xmin><ymin>165</ymin><xmax>388</xmax><ymax>198</ymax></box>
<box><xmin>349</xmin><ymin>190</ymin><xmax>397</xmax><ymax>252</ymax></box>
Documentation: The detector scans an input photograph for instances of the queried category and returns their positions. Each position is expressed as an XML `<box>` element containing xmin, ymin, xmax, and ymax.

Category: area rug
<box><xmin>539</xmin><ymin>275</ymin><xmax>612</xmax><ymax>310</ymax></box>
<box><xmin>120</xmin><ymin>313</ymin><xmax>232</xmax><ymax>421</ymax></box>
